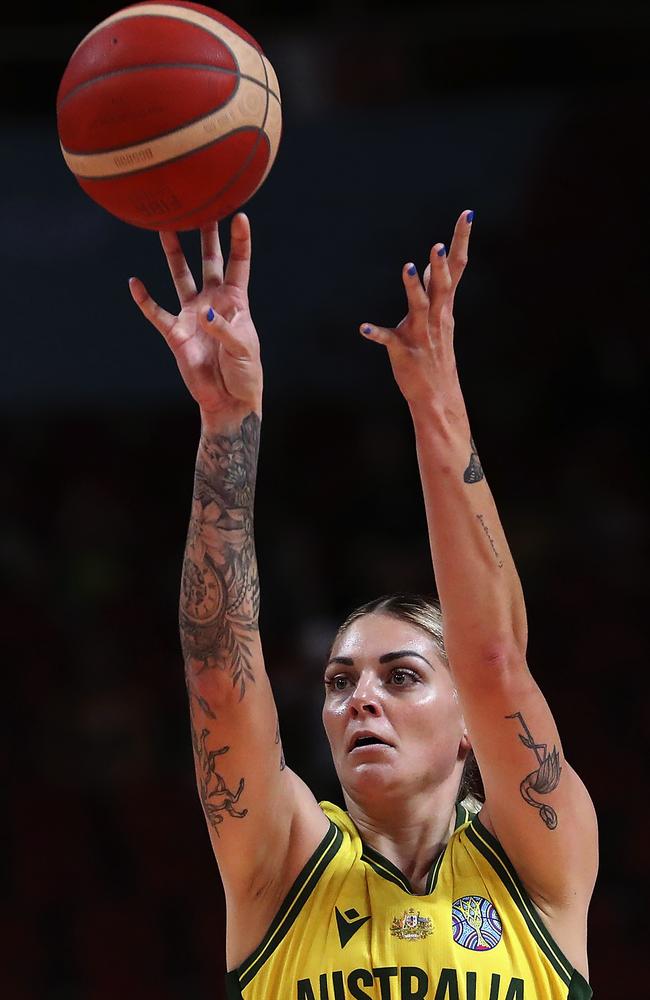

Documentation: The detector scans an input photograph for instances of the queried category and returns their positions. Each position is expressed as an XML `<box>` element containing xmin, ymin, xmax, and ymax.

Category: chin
<box><xmin>342</xmin><ymin>760</ymin><xmax>402</xmax><ymax>800</ymax></box>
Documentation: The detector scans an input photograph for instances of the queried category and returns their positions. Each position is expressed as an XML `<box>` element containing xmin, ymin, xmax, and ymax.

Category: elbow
<box><xmin>447</xmin><ymin>634</ymin><xmax>528</xmax><ymax>685</ymax></box>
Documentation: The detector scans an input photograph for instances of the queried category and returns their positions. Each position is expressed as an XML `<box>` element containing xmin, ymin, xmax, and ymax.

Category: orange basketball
<box><xmin>56</xmin><ymin>2</ymin><xmax>282</xmax><ymax>231</ymax></box>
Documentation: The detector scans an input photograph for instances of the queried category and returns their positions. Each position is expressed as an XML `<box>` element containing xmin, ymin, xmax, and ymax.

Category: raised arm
<box><xmin>360</xmin><ymin>211</ymin><xmax>598</xmax><ymax>972</ymax></box>
<box><xmin>128</xmin><ymin>216</ymin><xmax>327</xmax><ymax>953</ymax></box>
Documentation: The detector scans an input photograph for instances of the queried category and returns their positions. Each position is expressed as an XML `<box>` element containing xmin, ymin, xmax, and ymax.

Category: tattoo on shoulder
<box><xmin>463</xmin><ymin>436</ymin><xmax>484</xmax><ymax>484</ymax></box>
<box><xmin>506</xmin><ymin>711</ymin><xmax>562</xmax><ymax>830</ymax></box>
<box><xmin>190</xmin><ymin>703</ymin><xmax>248</xmax><ymax>834</ymax></box>
<box><xmin>180</xmin><ymin>412</ymin><xmax>261</xmax><ymax>699</ymax></box>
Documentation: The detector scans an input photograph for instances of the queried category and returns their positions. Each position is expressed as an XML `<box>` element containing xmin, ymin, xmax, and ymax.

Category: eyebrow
<box><xmin>326</xmin><ymin>650</ymin><xmax>436</xmax><ymax>669</ymax></box>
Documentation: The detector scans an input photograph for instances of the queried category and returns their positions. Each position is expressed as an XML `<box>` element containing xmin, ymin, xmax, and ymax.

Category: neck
<box><xmin>343</xmin><ymin>778</ymin><xmax>461</xmax><ymax>893</ymax></box>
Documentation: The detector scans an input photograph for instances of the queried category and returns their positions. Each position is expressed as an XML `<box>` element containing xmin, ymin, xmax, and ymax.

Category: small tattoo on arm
<box><xmin>506</xmin><ymin>711</ymin><xmax>562</xmax><ymax>830</ymax></box>
<box><xmin>463</xmin><ymin>436</ymin><xmax>484</xmax><ymax>484</ymax></box>
<box><xmin>275</xmin><ymin>720</ymin><xmax>286</xmax><ymax>771</ymax></box>
<box><xmin>476</xmin><ymin>513</ymin><xmax>504</xmax><ymax>568</ymax></box>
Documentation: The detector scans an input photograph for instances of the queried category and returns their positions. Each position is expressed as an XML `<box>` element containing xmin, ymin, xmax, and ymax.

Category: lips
<box><xmin>347</xmin><ymin>731</ymin><xmax>393</xmax><ymax>752</ymax></box>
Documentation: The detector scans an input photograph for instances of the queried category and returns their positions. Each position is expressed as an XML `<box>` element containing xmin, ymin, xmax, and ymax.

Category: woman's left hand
<box><xmin>360</xmin><ymin>209</ymin><xmax>474</xmax><ymax>413</ymax></box>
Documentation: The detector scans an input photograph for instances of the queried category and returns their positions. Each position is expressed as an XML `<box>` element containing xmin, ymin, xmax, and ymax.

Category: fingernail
<box><xmin>406</xmin><ymin>263</ymin><xmax>417</xmax><ymax>276</ymax></box>
<box><xmin>207</xmin><ymin>307</ymin><xmax>215</xmax><ymax>322</ymax></box>
<box><xmin>437</xmin><ymin>245</ymin><xmax>447</xmax><ymax>257</ymax></box>
<box><xmin>362</xmin><ymin>325</ymin><xmax>374</xmax><ymax>335</ymax></box>
<box><xmin>466</xmin><ymin>211</ymin><xmax>474</xmax><ymax>224</ymax></box>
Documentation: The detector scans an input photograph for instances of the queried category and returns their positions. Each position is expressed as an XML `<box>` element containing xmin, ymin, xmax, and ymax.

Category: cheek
<box><xmin>408</xmin><ymin>687</ymin><xmax>462</xmax><ymax>738</ymax></box>
<box><xmin>322</xmin><ymin>699</ymin><xmax>345</xmax><ymax>748</ymax></box>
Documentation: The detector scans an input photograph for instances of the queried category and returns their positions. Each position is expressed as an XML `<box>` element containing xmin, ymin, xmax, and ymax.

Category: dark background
<box><xmin>2</xmin><ymin>1</ymin><xmax>648</xmax><ymax>996</ymax></box>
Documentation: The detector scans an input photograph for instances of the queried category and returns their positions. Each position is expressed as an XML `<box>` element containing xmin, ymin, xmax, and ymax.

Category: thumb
<box><xmin>360</xmin><ymin>323</ymin><xmax>394</xmax><ymax>347</ymax></box>
<box><xmin>201</xmin><ymin>305</ymin><xmax>249</xmax><ymax>359</ymax></box>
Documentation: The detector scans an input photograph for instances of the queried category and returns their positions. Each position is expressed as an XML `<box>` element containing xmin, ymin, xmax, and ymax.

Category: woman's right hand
<box><xmin>129</xmin><ymin>212</ymin><xmax>262</xmax><ymax>418</ymax></box>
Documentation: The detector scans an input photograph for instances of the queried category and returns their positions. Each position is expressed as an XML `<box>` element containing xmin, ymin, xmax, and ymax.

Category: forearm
<box><xmin>179</xmin><ymin>403</ymin><xmax>262</xmax><ymax>700</ymax></box>
<box><xmin>409</xmin><ymin>391</ymin><xmax>527</xmax><ymax>667</ymax></box>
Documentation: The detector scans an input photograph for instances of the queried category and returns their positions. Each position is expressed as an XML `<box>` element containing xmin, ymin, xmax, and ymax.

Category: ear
<box><xmin>459</xmin><ymin>727</ymin><xmax>472</xmax><ymax>760</ymax></box>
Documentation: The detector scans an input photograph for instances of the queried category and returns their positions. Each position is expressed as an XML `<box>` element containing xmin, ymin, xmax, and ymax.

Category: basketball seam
<box><xmin>105</xmin><ymin>127</ymin><xmax>270</xmax><ymax>228</ymax></box>
<box><xmin>58</xmin><ymin>65</ymin><xmax>280</xmax><ymax>113</ymax></box>
<box><xmin>142</xmin><ymin>132</ymin><xmax>271</xmax><ymax>228</ymax></box>
<box><xmin>60</xmin><ymin>74</ymin><xmax>281</xmax><ymax>158</ymax></box>
<box><xmin>76</xmin><ymin>125</ymin><xmax>261</xmax><ymax>183</ymax></box>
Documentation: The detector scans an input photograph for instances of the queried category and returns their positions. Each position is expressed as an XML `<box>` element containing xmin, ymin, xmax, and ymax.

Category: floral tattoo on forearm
<box><xmin>180</xmin><ymin>412</ymin><xmax>261</xmax><ymax>699</ymax></box>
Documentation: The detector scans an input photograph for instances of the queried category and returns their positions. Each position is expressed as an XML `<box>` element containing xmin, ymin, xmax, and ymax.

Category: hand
<box><xmin>360</xmin><ymin>209</ymin><xmax>474</xmax><ymax>413</ymax></box>
<box><xmin>129</xmin><ymin>213</ymin><xmax>262</xmax><ymax>418</ymax></box>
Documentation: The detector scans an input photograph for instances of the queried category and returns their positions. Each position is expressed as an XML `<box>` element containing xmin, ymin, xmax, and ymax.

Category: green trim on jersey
<box><xmin>362</xmin><ymin>800</ymin><xmax>471</xmax><ymax>896</ymax></box>
<box><xmin>568</xmin><ymin>968</ymin><xmax>593</xmax><ymax>999</ymax></box>
<box><xmin>360</xmin><ymin>844</ymin><xmax>412</xmax><ymax>893</ymax></box>
<box><xmin>467</xmin><ymin>814</ymin><xmax>576</xmax><ymax>988</ymax></box>
<box><xmin>227</xmin><ymin>819</ymin><xmax>343</xmax><ymax>994</ymax></box>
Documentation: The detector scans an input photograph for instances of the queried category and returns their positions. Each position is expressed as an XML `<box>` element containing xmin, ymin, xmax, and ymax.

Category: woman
<box><xmin>129</xmin><ymin>210</ymin><xmax>597</xmax><ymax>999</ymax></box>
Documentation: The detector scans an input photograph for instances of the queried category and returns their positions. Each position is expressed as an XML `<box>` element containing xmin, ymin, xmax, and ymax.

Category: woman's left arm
<box><xmin>361</xmin><ymin>211</ymin><xmax>598</xmax><ymax>924</ymax></box>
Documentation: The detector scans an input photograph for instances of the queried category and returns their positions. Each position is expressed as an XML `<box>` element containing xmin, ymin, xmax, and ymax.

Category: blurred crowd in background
<box><xmin>2</xmin><ymin>1</ymin><xmax>648</xmax><ymax>997</ymax></box>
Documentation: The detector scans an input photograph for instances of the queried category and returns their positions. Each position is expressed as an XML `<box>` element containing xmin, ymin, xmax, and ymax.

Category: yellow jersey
<box><xmin>225</xmin><ymin>801</ymin><xmax>592</xmax><ymax>1000</ymax></box>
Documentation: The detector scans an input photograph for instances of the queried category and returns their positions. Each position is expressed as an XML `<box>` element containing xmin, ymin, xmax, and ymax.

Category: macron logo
<box><xmin>335</xmin><ymin>906</ymin><xmax>371</xmax><ymax>948</ymax></box>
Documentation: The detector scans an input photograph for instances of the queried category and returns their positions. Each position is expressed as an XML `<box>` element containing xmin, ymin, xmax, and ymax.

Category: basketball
<box><xmin>56</xmin><ymin>2</ymin><xmax>282</xmax><ymax>231</ymax></box>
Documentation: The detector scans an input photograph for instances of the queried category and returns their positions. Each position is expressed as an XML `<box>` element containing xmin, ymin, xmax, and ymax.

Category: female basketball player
<box><xmin>129</xmin><ymin>210</ymin><xmax>597</xmax><ymax>999</ymax></box>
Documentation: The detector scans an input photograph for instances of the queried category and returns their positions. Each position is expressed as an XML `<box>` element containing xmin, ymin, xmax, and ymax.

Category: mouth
<box><xmin>348</xmin><ymin>733</ymin><xmax>394</xmax><ymax>753</ymax></box>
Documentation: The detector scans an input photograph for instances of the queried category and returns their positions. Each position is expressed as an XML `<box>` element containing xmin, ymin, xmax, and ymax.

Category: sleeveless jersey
<box><xmin>225</xmin><ymin>801</ymin><xmax>592</xmax><ymax>1000</ymax></box>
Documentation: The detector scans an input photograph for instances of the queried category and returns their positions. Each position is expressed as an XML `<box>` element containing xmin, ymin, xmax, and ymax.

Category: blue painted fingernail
<box><xmin>207</xmin><ymin>307</ymin><xmax>215</xmax><ymax>322</ymax></box>
<box><xmin>407</xmin><ymin>263</ymin><xmax>417</xmax><ymax>276</ymax></box>
<box><xmin>362</xmin><ymin>325</ymin><xmax>373</xmax><ymax>335</ymax></box>
<box><xmin>466</xmin><ymin>211</ymin><xmax>474</xmax><ymax>223</ymax></box>
<box><xmin>437</xmin><ymin>245</ymin><xmax>447</xmax><ymax>257</ymax></box>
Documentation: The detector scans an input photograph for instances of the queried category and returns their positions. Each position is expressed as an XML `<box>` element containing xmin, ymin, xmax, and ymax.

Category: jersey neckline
<box><xmin>359</xmin><ymin>799</ymin><xmax>471</xmax><ymax>896</ymax></box>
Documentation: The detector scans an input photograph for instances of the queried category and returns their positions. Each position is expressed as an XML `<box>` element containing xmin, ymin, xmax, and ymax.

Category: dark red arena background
<box><xmin>2</xmin><ymin>1</ymin><xmax>648</xmax><ymax>997</ymax></box>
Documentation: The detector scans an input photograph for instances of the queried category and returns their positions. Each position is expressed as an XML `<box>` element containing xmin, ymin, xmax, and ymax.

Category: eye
<box><xmin>324</xmin><ymin>674</ymin><xmax>351</xmax><ymax>691</ymax></box>
<box><xmin>389</xmin><ymin>667</ymin><xmax>419</xmax><ymax>686</ymax></box>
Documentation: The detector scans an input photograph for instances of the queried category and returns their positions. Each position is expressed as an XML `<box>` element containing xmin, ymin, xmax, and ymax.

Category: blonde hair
<box><xmin>330</xmin><ymin>593</ymin><xmax>484</xmax><ymax>806</ymax></box>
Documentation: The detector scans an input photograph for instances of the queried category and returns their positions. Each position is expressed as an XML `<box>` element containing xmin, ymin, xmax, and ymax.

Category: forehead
<box><xmin>331</xmin><ymin>612</ymin><xmax>440</xmax><ymax>661</ymax></box>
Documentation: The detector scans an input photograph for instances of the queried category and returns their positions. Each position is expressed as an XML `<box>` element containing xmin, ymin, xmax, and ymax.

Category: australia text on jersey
<box><xmin>296</xmin><ymin>966</ymin><xmax>525</xmax><ymax>999</ymax></box>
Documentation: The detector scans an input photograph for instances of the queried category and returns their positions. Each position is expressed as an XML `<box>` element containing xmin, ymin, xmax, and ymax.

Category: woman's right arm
<box><xmin>129</xmin><ymin>215</ymin><xmax>328</xmax><ymax>920</ymax></box>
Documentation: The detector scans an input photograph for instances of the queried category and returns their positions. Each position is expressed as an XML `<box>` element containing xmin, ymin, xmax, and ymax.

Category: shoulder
<box><xmin>467</xmin><ymin>803</ymin><xmax>591</xmax><ymax>980</ymax></box>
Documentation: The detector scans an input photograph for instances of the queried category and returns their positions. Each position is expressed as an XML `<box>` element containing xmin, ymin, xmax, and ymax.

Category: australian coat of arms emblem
<box><xmin>390</xmin><ymin>907</ymin><xmax>433</xmax><ymax>940</ymax></box>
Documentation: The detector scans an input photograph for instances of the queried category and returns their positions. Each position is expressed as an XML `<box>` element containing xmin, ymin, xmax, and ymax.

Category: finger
<box><xmin>359</xmin><ymin>322</ymin><xmax>394</xmax><ymax>347</ymax></box>
<box><xmin>128</xmin><ymin>276</ymin><xmax>177</xmax><ymax>342</ymax></box>
<box><xmin>200</xmin><ymin>220</ymin><xmax>224</xmax><ymax>287</ymax></box>
<box><xmin>427</xmin><ymin>242</ymin><xmax>453</xmax><ymax>323</ymax></box>
<box><xmin>224</xmin><ymin>213</ymin><xmax>251</xmax><ymax>291</ymax></box>
<box><xmin>201</xmin><ymin>303</ymin><xmax>250</xmax><ymax>359</ymax></box>
<box><xmin>402</xmin><ymin>262</ymin><xmax>429</xmax><ymax>315</ymax></box>
<box><xmin>447</xmin><ymin>209</ymin><xmax>474</xmax><ymax>291</ymax></box>
<box><xmin>159</xmin><ymin>230</ymin><xmax>198</xmax><ymax>306</ymax></box>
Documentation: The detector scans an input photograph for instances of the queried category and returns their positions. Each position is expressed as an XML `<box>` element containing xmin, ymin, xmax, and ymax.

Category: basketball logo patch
<box><xmin>452</xmin><ymin>896</ymin><xmax>502</xmax><ymax>951</ymax></box>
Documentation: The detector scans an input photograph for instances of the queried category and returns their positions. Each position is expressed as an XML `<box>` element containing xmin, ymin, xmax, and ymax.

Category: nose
<box><xmin>349</xmin><ymin>674</ymin><xmax>382</xmax><ymax>718</ymax></box>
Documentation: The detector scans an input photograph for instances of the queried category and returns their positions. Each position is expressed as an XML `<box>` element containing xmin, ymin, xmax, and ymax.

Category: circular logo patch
<box><xmin>452</xmin><ymin>895</ymin><xmax>502</xmax><ymax>951</ymax></box>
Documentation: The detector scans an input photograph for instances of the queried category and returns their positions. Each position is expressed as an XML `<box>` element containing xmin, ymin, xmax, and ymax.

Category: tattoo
<box><xmin>476</xmin><ymin>513</ymin><xmax>504</xmax><ymax>568</ymax></box>
<box><xmin>463</xmin><ymin>436</ymin><xmax>484</xmax><ymax>484</ymax></box>
<box><xmin>191</xmin><ymin>716</ymin><xmax>248</xmax><ymax>834</ymax></box>
<box><xmin>186</xmin><ymin>678</ymin><xmax>247</xmax><ymax>832</ymax></box>
<box><xmin>506</xmin><ymin>712</ymin><xmax>562</xmax><ymax>829</ymax></box>
<box><xmin>180</xmin><ymin>412</ymin><xmax>261</xmax><ymax>699</ymax></box>
<box><xmin>275</xmin><ymin>720</ymin><xmax>286</xmax><ymax>771</ymax></box>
